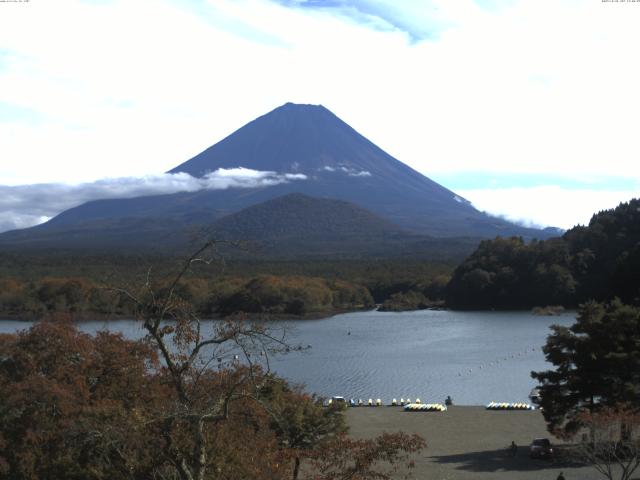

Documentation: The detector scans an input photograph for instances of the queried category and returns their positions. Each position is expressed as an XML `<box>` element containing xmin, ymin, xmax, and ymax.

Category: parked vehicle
<box><xmin>529</xmin><ymin>438</ymin><xmax>553</xmax><ymax>459</ymax></box>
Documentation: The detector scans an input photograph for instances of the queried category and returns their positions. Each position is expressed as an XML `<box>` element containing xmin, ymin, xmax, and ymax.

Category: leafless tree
<box><xmin>114</xmin><ymin>239</ymin><xmax>290</xmax><ymax>480</ymax></box>
<box><xmin>573</xmin><ymin>405</ymin><xmax>640</xmax><ymax>480</ymax></box>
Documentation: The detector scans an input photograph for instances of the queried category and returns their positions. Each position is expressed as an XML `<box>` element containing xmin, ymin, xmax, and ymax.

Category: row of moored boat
<box><xmin>328</xmin><ymin>397</ymin><xmax>445</xmax><ymax>409</ymax></box>
<box><xmin>486</xmin><ymin>402</ymin><xmax>535</xmax><ymax>410</ymax></box>
<box><xmin>404</xmin><ymin>403</ymin><xmax>447</xmax><ymax>412</ymax></box>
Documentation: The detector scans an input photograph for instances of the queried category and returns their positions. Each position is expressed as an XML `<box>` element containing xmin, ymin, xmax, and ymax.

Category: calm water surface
<box><xmin>0</xmin><ymin>309</ymin><xmax>575</xmax><ymax>405</ymax></box>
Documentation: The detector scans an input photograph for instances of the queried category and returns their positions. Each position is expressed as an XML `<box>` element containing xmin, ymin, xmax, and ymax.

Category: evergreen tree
<box><xmin>531</xmin><ymin>300</ymin><xmax>640</xmax><ymax>436</ymax></box>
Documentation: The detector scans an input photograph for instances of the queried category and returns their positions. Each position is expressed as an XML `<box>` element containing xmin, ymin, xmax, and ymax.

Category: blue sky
<box><xmin>0</xmin><ymin>0</ymin><xmax>639</xmax><ymax>231</ymax></box>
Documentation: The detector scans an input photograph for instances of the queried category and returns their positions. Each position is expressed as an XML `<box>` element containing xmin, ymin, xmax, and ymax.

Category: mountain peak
<box><xmin>159</xmin><ymin>104</ymin><xmax>560</xmax><ymax>238</ymax></box>
<box><xmin>279</xmin><ymin>102</ymin><xmax>327</xmax><ymax>110</ymax></box>
<box><xmin>8</xmin><ymin>104</ymin><xmax>559</xmax><ymax>243</ymax></box>
<box><xmin>261</xmin><ymin>102</ymin><xmax>336</xmax><ymax>127</ymax></box>
<box><xmin>169</xmin><ymin>102</ymin><xmax>393</xmax><ymax>178</ymax></box>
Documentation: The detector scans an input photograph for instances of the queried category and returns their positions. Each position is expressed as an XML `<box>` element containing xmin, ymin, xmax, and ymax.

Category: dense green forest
<box><xmin>446</xmin><ymin>198</ymin><xmax>640</xmax><ymax>309</ymax></box>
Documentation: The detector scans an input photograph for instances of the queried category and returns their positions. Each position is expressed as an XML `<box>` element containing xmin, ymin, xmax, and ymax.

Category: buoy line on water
<box><xmin>416</xmin><ymin>345</ymin><xmax>542</xmax><ymax>385</ymax></box>
<box><xmin>325</xmin><ymin>345</ymin><xmax>544</xmax><ymax>408</ymax></box>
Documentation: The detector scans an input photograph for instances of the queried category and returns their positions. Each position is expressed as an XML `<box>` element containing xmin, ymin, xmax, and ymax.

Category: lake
<box><xmin>0</xmin><ymin>309</ymin><xmax>576</xmax><ymax>405</ymax></box>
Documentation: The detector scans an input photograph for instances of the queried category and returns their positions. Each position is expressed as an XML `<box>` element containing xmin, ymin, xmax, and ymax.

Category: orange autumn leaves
<box><xmin>0</xmin><ymin>321</ymin><xmax>424</xmax><ymax>480</ymax></box>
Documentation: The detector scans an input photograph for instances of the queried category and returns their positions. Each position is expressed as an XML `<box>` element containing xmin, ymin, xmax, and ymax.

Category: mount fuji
<box><xmin>0</xmin><ymin>103</ymin><xmax>558</xmax><ymax>254</ymax></box>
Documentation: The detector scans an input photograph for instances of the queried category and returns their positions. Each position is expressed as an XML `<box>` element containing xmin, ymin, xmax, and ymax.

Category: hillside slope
<box><xmin>446</xmin><ymin>198</ymin><xmax>640</xmax><ymax>309</ymax></box>
<box><xmin>0</xmin><ymin>193</ymin><xmax>479</xmax><ymax>260</ymax></box>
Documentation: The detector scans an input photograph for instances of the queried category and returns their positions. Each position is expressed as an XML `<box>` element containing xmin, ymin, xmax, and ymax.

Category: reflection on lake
<box><xmin>0</xmin><ymin>309</ymin><xmax>576</xmax><ymax>405</ymax></box>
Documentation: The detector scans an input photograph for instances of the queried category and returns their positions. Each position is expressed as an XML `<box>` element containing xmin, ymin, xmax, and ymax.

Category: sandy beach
<box><xmin>346</xmin><ymin>406</ymin><xmax>604</xmax><ymax>480</ymax></box>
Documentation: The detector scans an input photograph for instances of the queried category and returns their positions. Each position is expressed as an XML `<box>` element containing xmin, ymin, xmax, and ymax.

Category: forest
<box><xmin>0</xmin><ymin>254</ymin><xmax>453</xmax><ymax>319</ymax></box>
<box><xmin>0</xmin><ymin>275</ymin><xmax>375</xmax><ymax>320</ymax></box>
<box><xmin>2</xmin><ymin>198</ymin><xmax>638</xmax><ymax>319</ymax></box>
<box><xmin>446</xmin><ymin>198</ymin><xmax>640</xmax><ymax>309</ymax></box>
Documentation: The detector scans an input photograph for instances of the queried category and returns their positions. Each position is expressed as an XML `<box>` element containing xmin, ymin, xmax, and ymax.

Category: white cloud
<box><xmin>320</xmin><ymin>166</ymin><xmax>372</xmax><ymax>176</ymax></box>
<box><xmin>458</xmin><ymin>187</ymin><xmax>639</xmax><ymax>230</ymax></box>
<box><xmin>0</xmin><ymin>213</ymin><xmax>52</xmax><ymax>234</ymax></box>
<box><xmin>0</xmin><ymin>0</ymin><xmax>639</xmax><ymax>228</ymax></box>
<box><xmin>0</xmin><ymin>168</ymin><xmax>306</xmax><ymax>233</ymax></box>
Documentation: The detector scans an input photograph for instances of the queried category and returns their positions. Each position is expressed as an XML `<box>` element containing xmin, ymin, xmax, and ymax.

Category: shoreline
<box><xmin>0</xmin><ymin>306</ymin><xmax>579</xmax><ymax>323</ymax></box>
<box><xmin>0</xmin><ymin>306</ymin><xmax>376</xmax><ymax>323</ymax></box>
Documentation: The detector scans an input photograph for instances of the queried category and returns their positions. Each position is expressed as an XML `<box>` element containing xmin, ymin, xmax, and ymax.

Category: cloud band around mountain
<box><xmin>0</xmin><ymin>168</ymin><xmax>307</xmax><ymax>233</ymax></box>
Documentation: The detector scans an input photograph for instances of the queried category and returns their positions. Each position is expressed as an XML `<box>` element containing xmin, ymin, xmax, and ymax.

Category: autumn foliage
<box><xmin>0</xmin><ymin>240</ymin><xmax>425</xmax><ymax>479</ymax></box>
<box><xmin>0</xmin><ymin>321</ymin><xmax>163</xmax><ymax>479</ymax></box>
<box><xmin>0</xmin><ymin>320</ymin><xmax>424</xmax><ymax>480</ymax></box>
<box><xmin>573</xmin><ymin>405</ymin><xmax>640</xmax><ymax>480</ymax></box>
<box><xmin>0</xmin><ymin>274</ymin><xmax>373</xmax><ymax>320</ymax></box>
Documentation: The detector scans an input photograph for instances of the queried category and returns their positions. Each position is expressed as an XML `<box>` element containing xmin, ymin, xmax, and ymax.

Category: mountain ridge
<box><xmin>0</xmin><ymin>193</ymin><xmax>481</xmax><ymax>261</ymax></box>
<box><xmin>210</xmin><ymin>192</ymin><xmax>403</xmax><ymax>241</ymax></box>
<box><xmin>0</xmin><ymin>102</ymin><xmax>560</xmax><ymax>252</ymax></box>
